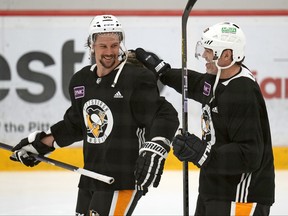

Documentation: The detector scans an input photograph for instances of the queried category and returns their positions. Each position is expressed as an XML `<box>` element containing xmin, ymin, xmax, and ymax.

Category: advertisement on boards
<box><xmin>0</xmin><ymin>16</ymin><xmax>287</xmax><ymax>146</ymax></box>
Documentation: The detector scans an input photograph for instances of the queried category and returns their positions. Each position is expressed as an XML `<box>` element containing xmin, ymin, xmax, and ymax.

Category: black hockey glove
<box><xmin>172</xmin><ymin>132</ymin><xmax>211</xmax><ymax>168</ymax></box>
<box><xmin>135</xmin><ymin>47</ymin><xmax>171</xmax><ymax>78</ymax></box>
<box><xmin>10</xmin><ymin>131</ymin><xmax>55</xmax><ymax>167</ymax></box>
<box><xmin>135</xmin><ymin>140</ymin><xmax>170</xmax><ymax>193</ymax></box>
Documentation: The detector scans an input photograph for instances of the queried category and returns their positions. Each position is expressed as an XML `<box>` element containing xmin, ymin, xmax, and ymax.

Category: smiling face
<box><xmin>93</xmin><ymin>33</ymin><xmax>121</xmax><ymax>76</ymax></box>
<box><xmin>202</xmin><ymin>48</ymin><xmax>234</xmax><ymax>75</ymax></box>
<box><xmin>201</xmin><ymin>48</ymin><xmax>218</xmax><ymax>74</ymax></box>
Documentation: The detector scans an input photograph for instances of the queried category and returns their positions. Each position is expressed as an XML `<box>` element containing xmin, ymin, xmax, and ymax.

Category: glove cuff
<box><xmin>139</xmin><ymin>141</ymin><xmax>169</xmax><ymax>159</ymax></box>
<box><xmin>155</xmin><ymin>61</ymin><xmax>166</xmax><ymax>73</ymax></box>
<box><xmin>186</xmin><ymin>133</ymin><xmax>211</xmax><ymax>168</ymax></box>
<box><xmin>156</xmin><ymin>61</ymin><xmax>171</xmax><ymax>77</ymax></box>
<box><xmin>28</xmin><ymin>131</ymin><xmax>44</xmax><ymax>143</ymax></box>
<box><xmin>34</xmin><ymin>141</ymin><xmax>55</xmax><ymax>155</ymax></box>
<box><xmin>32</xmin><ymin>131</ymin><xmax>55</xmax><ymax>155</ymax></box>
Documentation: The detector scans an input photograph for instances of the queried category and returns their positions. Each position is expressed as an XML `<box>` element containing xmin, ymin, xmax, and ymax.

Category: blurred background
<box><xmin>1</xmin><ymin>0</ymin><xmax>288</xmax><ymax>215</ymax></box>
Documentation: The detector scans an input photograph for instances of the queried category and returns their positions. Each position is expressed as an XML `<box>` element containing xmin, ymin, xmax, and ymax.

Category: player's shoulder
<box><xmin>223</xmin><ymin>67</ymin><xmax>256</xmax><ymax>90</ymax></box>
<box><xmin>74</xmin><ymin>65</ymin><xmax>92</xmax><ymax>77</ymax></box>
<box><xmin>70</xmin><ymin>65</ymin><xmax>93</xmax><ymax>83</ymax></box>
<box><xmin>124</xmin><ymin>63</ymin><xmax>157</xmax><ymax>82</ymax></box>
<box><xmin>222</xmin><ymin>67</ymin><xmax>261</xmax><ymax>105</ymax></box>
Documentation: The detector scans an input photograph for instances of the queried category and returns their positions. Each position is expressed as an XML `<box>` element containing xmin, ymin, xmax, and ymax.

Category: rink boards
<box><xmin>0</xmin><ymin>146</ymin><xmax>287</xmax><ymax>171</ymax></box>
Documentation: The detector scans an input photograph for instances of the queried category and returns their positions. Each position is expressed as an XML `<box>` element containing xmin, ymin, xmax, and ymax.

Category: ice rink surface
<box><xmin>0</xmin><ymin>170</ymin><xmax>287</xmax><ymax>215</ymax></box>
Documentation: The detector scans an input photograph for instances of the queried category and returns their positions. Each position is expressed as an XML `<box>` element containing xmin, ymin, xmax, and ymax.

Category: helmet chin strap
<box><xmin>210</xmin><ymin>59</ymin><xmax>235</xmax><ymax>103</ymax></box>
<box><xmin>111</xmin><ymin>41</ymin><xmax>128</xmax><ymax>88</ymax></box>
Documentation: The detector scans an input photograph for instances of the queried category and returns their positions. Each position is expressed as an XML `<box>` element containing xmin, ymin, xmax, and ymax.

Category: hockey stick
<box><xmin>0</xmin><ymin>142</ymin><xmax>114</xmax><ymax>184</ymax></box>
<box><xmin>181</xmin><ymin>0</ymin><xmax>197</xmax><ymax>215</ymax></box>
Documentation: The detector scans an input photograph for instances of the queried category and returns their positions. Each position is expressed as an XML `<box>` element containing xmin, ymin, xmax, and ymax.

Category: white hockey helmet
<box><xmin>89</xmin><ymin>15</ymin><xmax>124</xmax><ymax>45</ymax></box>
<box><xmin>196</xmin><ymin>22</ymin><xmax>246</xmax><ymax>63</ymax></box>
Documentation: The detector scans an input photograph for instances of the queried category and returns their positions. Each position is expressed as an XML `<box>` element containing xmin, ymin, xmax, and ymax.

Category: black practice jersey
<box><xmin>160</xmin><ymin>67</ymin><xmax>275</xmax><ymax>206</ymax></box>
<box><xmin>50</xmin><ymin>62</ymin><xmax>179</xmax><ymax>190</ymax></box>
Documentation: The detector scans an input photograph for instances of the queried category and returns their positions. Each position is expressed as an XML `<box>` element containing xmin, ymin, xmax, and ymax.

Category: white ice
<box><xmin>0</xmin><ymin>170</ymin><xmax>287</xmax><ymax>215</ymax></box>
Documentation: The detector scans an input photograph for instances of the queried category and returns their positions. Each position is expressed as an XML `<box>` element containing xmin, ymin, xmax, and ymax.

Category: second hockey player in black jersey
<box><xmin>136</xmin><ymin>22</ymin><xmax>275</xmax><ymax>216</ymax></box>
<box><xmin>10</xmin><ymin>15</ymin><xmax>179</xmax><ymax>215</ymax></box>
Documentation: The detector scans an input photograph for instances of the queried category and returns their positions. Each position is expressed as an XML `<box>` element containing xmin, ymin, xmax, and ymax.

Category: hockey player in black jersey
<box><xmin>136</xmin><ymin>22</ymin><xmax>275</xmax><ymax>216</ymax></box>
<box><xmin>10</xmin><ymin>15</ymin><xmax>179</xmax><ymax>215</ymax></box>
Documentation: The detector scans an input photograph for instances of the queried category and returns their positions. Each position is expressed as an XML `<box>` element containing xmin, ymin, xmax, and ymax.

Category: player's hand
<box><xmin>10</xmin><ymin>131</ymin><xmax>55</xmax><ymax>167</ymax></box>
<box><xmin>135</xmin><ymin>140</ymin><xmax>170</xmax><ymax>193</ymax></box>
<box><xmin>172</xmin><ymin>132</ymin><xmax>211</xmax><ymax>168</ymax></box>
<box><xmin>135</xmin><ymin>48</ymin><xmax>171</xmax><ymax>77</ymax></box>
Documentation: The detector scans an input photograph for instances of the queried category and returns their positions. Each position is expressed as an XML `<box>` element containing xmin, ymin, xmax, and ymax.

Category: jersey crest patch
<box><xmin>83</xmin><ymin>99</ymin><xmax>113</xmax><ymax>144</ymax></box>
<box><xmin>201</xmin><ymin>104</ymin><xmax>216</xmax><ymax>146</ymax></box>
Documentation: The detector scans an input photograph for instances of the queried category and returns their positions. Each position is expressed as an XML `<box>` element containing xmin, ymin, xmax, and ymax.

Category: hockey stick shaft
<box><xmin>0</xmin><ymin>142</ymin><xmax>114</xmax><ymax>184</ymax></box>
<box><xmin>181</xmin><ymin>0</ymin><xmax>197</xmax><ymax>215</ymax></box>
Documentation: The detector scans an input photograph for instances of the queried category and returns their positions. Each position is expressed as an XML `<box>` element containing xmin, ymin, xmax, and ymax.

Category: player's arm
<box><xmin>10</xmin><ymin>130</ymin><xmax>56</xmax><ymax>167</ymax></box>
<box><xmin>10</xmin><ymin>108</ymin><xmax>82</xmax><ymax>167</ymax></box>
<box><xmin>10</xmin><ymin>71</ymin><xmax>84</xmax><ymax>167</ymax></box>
<box><xmin>206</xmin><ymin>82</ymin><xmax>265</xmax><ymax>174</ymax></box>
<box><xmin>135</xmin><ymin>47</ymin><xmax>207</xmax><ymax>102</ymax></box>
<box><xmin>173</xmin><ymin>80</ymin><xmax>265</xmax><ymax>173</ymax></box>
<box><xmin>131</xmin><ymin>70</ymin><xmax>179</xmax><ymax>192</ymax></box>
<box><xmin>134</xmin><ymin>98</ymin><xmax>179</xmax><ymax>191</ymax></box>
<box><xmin>49</xmin><ymin>69</ymin><xmax>86</xmax><ymax>147</ymax></box>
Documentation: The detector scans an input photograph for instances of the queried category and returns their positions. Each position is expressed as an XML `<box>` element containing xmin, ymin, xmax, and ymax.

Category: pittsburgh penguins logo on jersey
<box><xmin>83</xmin><ymin>99</ymin><xmax>113</xmax><ymax>144</ymax></box>
<box><xmin>201</xmin><ymin>104</ymin><xmax>216</xmax><ymax>146</ymax></box>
